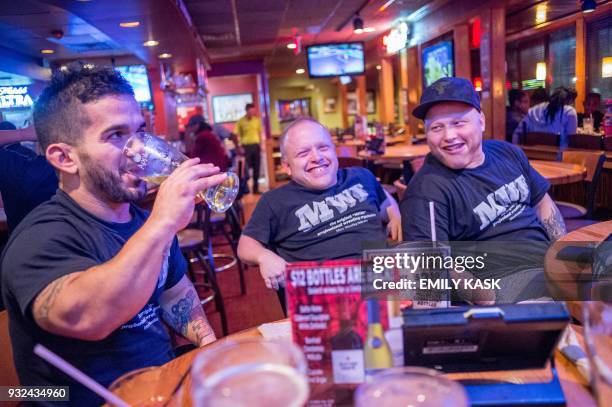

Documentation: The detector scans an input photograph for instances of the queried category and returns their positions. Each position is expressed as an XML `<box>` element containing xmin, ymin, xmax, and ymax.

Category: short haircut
<box><xmin>586</xmin><ymin>92</ymin><xmax>602</xmax><ymax>101</ymax></box>
<box><xmin>33</xmin><ymin>63</ymin><xmax>134</xmax><ymax>152</ymax></box>
<box><xmin>245</xmin><ymin>103</ymin><xmax>255</xmax><ymax>111</ymax></box>
<box><xmin>279</xmin><ymin>117</ymin><xmax>328</xmax><ymax>157</ymax></box>
<box><xmin>530</xmin><ymin>87</ymin><xmax>549</xmax><ymax>106</ymax></box>
<box><xmin>508</xmin><ymin>89</ymin><xmax>526</xmax><ymax>108</ymax></box>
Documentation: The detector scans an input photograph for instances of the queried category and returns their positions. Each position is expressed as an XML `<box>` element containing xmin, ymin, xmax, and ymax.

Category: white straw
<box><xmin>34</xmin><ymin>344</ymin><xmax>130</xmax><ymax>407</ymax></box>
<box><xmin>429</xmin><ymin>201</ymin><xmax>437</xmax><ymax>243</ymax></box>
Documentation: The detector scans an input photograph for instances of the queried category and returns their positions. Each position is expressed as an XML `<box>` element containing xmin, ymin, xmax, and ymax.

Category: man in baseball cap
<box><xmin>400</xmin><ymin>77</ymin><xmax>566</xmax><ymax>303</ymax></box>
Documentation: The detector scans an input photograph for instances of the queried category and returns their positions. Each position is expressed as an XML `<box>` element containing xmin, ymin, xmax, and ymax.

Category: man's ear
<box><xmin>479</xmin><ymin>111</ymin><xmax>486</xmax><ymax>133</ymax></box>
<box><xmin>281</xmin><ymin>158</ymin><xmax>291</xmax><ymax>177</ymax></box>
<box><xmin>46</xmin><ymin>143</ymin><xmax>79</xmax><ymax>175</ymax></box>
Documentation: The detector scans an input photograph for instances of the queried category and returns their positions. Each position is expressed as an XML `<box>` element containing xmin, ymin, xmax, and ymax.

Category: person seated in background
<box><xmin>1</xmin><ymin>65</ymin><xmax>225</xmax><ymax>404</ymax></box>
<box><xmin>237</xmin><ymin>118</ymin><xmax>401</xmax><ymax>312</ymax></box>
<box><xmin>505</xmin><ymin>89</ymin><xmax>529</xmax><ymax>142</ymax></box>
<box><xmin>530</xmin><ymin>87</ymin><xmax>549</xmax><ymax>107</ymax></box>
<box><xmin>186</xmin><ymin>115</ymin><xmax>230</xmax><ymax>172</ymax></box>
<box><xmin>512</xmin><ymin>87</ymin><xmax>577</xmax><ymax>147</ymax></box>
<box><xmin>577</xmin><ymin>92</ymin><xmax>604</xmax><ymax>132</ymax></box>
<box><xmin>0</xmin><ymin>123</ymin><xmax>58</xmax><ymax>233</ymax></box>
<box><xmin>401</xmin><ymin>77</ymin><xmax>566</xmax><ymax>303</ymax></box>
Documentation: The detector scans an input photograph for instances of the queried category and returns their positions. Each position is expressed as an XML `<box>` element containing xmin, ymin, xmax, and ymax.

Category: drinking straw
<box><xmin>34</xmin><ymin>344</ymin><xmax>130</xmax><ymax>407</ymax></box>
<box><xmin>429</xmin><ymin>201</ymin><xmax>437</xmax><ymax>243</ymax></box>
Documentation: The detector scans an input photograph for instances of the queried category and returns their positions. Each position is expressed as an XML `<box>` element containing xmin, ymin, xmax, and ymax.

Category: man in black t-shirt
<box><xmin>0</xmin><ymin>66</ymin><xmax>227</xmax><ymax>405</ymax></box>
<box><xmin>238</xmin><ymin>118</ymin><xmax>401</xmax><ymax>294</ymax></box>
<box><xmin>400</xmin><ymin>77</ymin><xmax>566</xmax><ymax>302</ymax></box>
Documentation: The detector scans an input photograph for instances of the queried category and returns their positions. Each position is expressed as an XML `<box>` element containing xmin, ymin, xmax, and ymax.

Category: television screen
<box><xmin>307</xmin><ymin>43</ymin><xmax>365</xmax><ymax>78</ymax></box>
<box><xmin>116</xmin><ymin>65</ymin><xmax>152</xmax><ymax>103</ymax></box>
<box><xmin>422</xmin><ymin>41</ymin><xmax>454</xmax><ymax>87</ymax></box>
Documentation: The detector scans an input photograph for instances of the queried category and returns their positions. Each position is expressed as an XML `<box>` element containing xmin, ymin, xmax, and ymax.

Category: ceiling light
<box><xmin>296</xmin><ymin>68</ymin><xmax>305</xmax><ymax>74</ymax></box>
<box><xmin>581</xmin><ymin>0</ymin><xmax>596</xmax><ymax>13</ymax></box>
<box><xmin>143</xmin><ymin>40</ymin><xmax>159</xmax><ymax>47</ymax></box>
<box><xmin>376</xmin><ymin>65</ymin><xmax>382</xmax><ymax>70</ymax></box>
<box><xmin>287</xmin><ymin>43</ymin><xmax>297</xmax><ymax>49</ymax></box>
<box><xmin>353</xmin><ymin>15</ymin><xmax>364</xmax><ymax>34</ymax></box>
<box><xmin>363</xmin><ymin>27</ymin><xmax>376</xmax><ymax>33</ymax></box>
<box><xmin>120</xmin><ymin>21</ymin><xmax>140</xmax><ymax>28</ymax></box>
<box><xmin>535</xmin><ymin>4</ymin><xmax>547</xmax><ymax>24</ymax></box>
<box><xmin>40</xmin><ymin>49</ymin><xmax>54</xmax><ymax>54</ymax></box>
<box><xmin>158</xmin><ymin>53</ymin><xmax>172</xmax><ymax>59</ymax></box>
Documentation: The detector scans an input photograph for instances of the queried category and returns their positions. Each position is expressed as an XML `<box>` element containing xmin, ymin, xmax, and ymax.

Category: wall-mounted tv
<box><xmin>422</xmin><ymin>41</ymin><xmax>454</xmax><ymax>87</ymax></box>
<box><xmin>115</xmin><ymin>65</ymin><xmax>152</xmax><ymax>103</ymax></box>
<box><xmin>307</xmin><ymin>42</ymin><xmax>365</xmax><ymax>78</ymax></box>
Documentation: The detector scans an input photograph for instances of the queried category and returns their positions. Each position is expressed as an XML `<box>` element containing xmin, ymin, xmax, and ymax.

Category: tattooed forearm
<box><xmin>189</xmin><ymin>307</ymin><xmax>216</xmax><ymax>346</ymax></box>
<box><xmin>164</xmin><ymin>290</ymin><xmax>196</xmax><ymax>337</ymax></box>
<box><xmin>542</xmin><ymin>202</ymin><xmax>566</xmax><ymax>242</ymax></box>
<box><xmin>34</xmin><ymin>275</ymin><xmax>71</xmax><ymax>323</ymax></box>
<box><xmin>163</xmin><ymin>289</ymin><xmax>216</xmax><ymax>346</ymax></box>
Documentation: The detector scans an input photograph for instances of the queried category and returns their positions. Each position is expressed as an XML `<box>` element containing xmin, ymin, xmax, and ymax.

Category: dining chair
<box><xmin>0</xmin><ymin>310</ymin><xmax>20</xmax><ymax>387</ymax></box>
<box><xmin>555</xmin><ymin>151</ymin><xmax>605</xmax><ymax>225</ymax></box>
<box><xmin>522</xmin><ymin>132</ymin><xmax>560</xmax><ymax>146</ymax></box>
<box><xmin>568</xmin><ymin>134</ymin><xmax>603</xmax><ymax>150</ymax></box>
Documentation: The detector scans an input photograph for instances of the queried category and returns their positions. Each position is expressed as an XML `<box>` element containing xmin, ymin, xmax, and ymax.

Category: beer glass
<box><xmin>123</xmin><ymin>132</ymin><xmax>239</xmax><ymax>213</ymax></box>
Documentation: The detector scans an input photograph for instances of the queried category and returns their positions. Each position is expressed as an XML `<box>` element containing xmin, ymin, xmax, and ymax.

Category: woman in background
<box><xmin>512</xmin><ymin>87</ymin><xmax>577</xmax><ymax>148</ymax></box>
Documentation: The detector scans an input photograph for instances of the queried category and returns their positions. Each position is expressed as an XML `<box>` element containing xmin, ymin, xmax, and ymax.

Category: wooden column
<box><xmin>479</xmin><ymin>5</ymin><xmax>506</xmax><ymax>140</ymax></box>
<box><xmin>453</xmin><ymin>24</ymin><xmax>471</xmax><ymax>79</ymax></box>
<box><xmin>406</xmin><ymin>46</ymin><xmax>422</xmax><ymax>135</ymax></box>
<box><xmin>575</xmin><ymin>16</ymin><xmax>586</xmax><ymax>113</ymax></box>
<box><xmin>379</xmin><ymin>57</ymin><xmax>395</xmax><ymax>124</ymax></box>
<box><xmin>339</xmin><ymin>83</ymin><xmax>349</xmax><ymax>129</ymax></box>
<box><xmin>356</xmin><ymin>75</ymin><xmax>367</xmax><ymax>116</ymax></box>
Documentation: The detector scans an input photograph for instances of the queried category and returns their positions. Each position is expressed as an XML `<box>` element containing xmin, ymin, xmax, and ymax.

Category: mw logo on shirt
<box><xmin>295</xmin><ymin>184</ymin><xmax>369</xmax><ymax>231</ymax></box>
<box><xmin>472</xmin><ymin>175</ymin><xmax>530</xmax><ymax>230</ymax></box>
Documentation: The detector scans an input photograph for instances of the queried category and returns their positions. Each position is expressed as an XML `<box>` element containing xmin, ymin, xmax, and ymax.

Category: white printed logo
<box><xmin>295</xmin><ymin>184</ymin><xmax>370</xmax><ymax>232</ymax></box>
<box><xmin>472</xmin><ymin>175</ymin><xmax>530</xmax><ymax>230</ymax></box>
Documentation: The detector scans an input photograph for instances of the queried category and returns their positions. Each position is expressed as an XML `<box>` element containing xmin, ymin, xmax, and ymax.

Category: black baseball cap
<box><xmin>412</xmin><ymin>77</ymin><xmax>481</xmax><ymax>120</ymax></box>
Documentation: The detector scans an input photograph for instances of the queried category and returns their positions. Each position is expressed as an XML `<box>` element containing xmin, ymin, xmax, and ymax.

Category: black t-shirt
<box><xmin>0</xmin><ymin>144</ymin><xmax>58</xmax><ymax>232</ymax></box>
<box><xmin>401</xmin><ymin>140</ymin><xmax>550</xmax><ymax>242</ymax></box>
<box><xmin>0</xmin><ymin>190</ymin><xmax>186</xmax><ymax>405</ymax></box>
<box><xmin>243</xmin><ymin>167</ymin><xmax>387</xmax><ymax>262</ymax></box>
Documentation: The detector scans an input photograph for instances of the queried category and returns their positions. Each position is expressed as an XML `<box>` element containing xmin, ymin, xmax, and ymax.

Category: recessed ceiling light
<box><xmin>120</xmin><ymin>21</ymin><xmax>140</xmax><ymax>28</ymax></box>
<box><xmin>296</xmin><ymin>68</ymin><xmax>305</xmax><ymax>74</ymax></box>
<box><xmin>287</xmin><ymin>43</ymin><xmax>297</xmax><ymax>49</ymax></box>
<box><xmin>40</xmin><ymin>49</ymin><xmax>54</xmax><ymax>54</ymax></box>
<box><xmin>363</xmin><ymin>27</ymin><xmax>376</xmax><ymax>33</ymax></box>
<box><xmin>159</xmin><ymin>53</ymin><xmax>172</xmax><ymax>59</ymax></box>
<box><xmin>376</xmin><ymin>65</ymin><xmax>382</xmax><ymax>70</ymax></box>
<box><xmin>143</xmin><ymin>40</ymin><xmax>159</xmax><ymax>47</ymax></box>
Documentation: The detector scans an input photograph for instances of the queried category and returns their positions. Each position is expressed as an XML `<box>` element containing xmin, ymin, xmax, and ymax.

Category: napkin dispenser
<box><xmin>402</xmin><ymin>303</ymin><xmax>569</xmax><ymax>372</ymax></box>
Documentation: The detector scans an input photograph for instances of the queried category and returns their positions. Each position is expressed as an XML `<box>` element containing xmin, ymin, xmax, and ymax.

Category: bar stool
<box><xmin>201</xmin><ymin>205</ymin><xmax>247</xmax><ymax>296</ymax></box>
<box><xmin>177</xmin><ymin>228</ymin><xmax>229</xmax><ymax>336</ymax></box>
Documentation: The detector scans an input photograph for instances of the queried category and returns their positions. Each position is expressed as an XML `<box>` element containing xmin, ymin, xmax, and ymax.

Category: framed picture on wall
<box><xmin>347</xmin><ymin>90</ymin><xmax>376</xmax><ymax>115</ymax></box>
<box><xmin>324</xmin><ymin>97</ymin><xmax>337</xmax><ymax>113</ymax></box>
<box><xmin>212</xmin><ymin>93</ymin><xmax>253</xmax><ymax>123</ymax></box>
<box><xmin>277</xmin><ymin>98</ymin><xmax>311</xmax><ymax>122</ymax></box>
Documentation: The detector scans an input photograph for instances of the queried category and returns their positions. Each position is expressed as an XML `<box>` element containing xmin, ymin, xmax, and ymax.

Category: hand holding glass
<box><xmin>122</xmin><ymin>132</ymin><xmax>239</xmax><ymax>212</ymax></box>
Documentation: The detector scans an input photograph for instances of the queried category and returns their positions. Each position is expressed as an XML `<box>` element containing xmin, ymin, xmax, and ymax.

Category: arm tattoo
<box><xmin>164</xmin><ymin>290</ymin><xmax>196</xmax><ymax>337</ymax></box>
<box><xmin>163</xmin><ymin>289</ymin><xmax>215</xmax><ymax>345</ymax></box>
<box><xmin>35</xmin><ymin>275</ymin><xmax>71</xmax><ymax>323</ymax></box>
<box><xmin>542</xmin><ymin>203</ymin><xmax>566</xmax><ymax>242</ymax></box>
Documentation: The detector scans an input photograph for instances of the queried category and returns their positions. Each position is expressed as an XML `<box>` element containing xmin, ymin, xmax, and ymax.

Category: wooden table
<box><xmin>113</xmin><ymin>319</ymin><xmax>596</xmax><ymax>406</ymax></box>
<box><xmin>544</xmin><ymin>220</ymin><xmax>612</xmax><ymax>320</ymax></box>
<box><xmin>519</xmin><ymin>144</ymin><xmax>612</xmax><ymax>170</ymax></box>
<box><xmin>530</xmin><ymin>160</ymin><xmax>587</xmax><ymax>185</ymax></box>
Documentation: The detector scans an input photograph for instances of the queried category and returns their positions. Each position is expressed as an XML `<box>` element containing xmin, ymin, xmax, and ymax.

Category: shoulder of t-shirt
<box><xmin>405</xmin><ymin>156</ymin><xmax>454</xmax><ymax>198</ymax></box>
<box><xmin>344</xmin><ymin>166</ymin><xmax>377</xmax><ymax>183</ymax></box>
<box><xmin>483</xmin><ymin>139</ymin><xmax>528</xmax><ymax>166</ymax></box>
